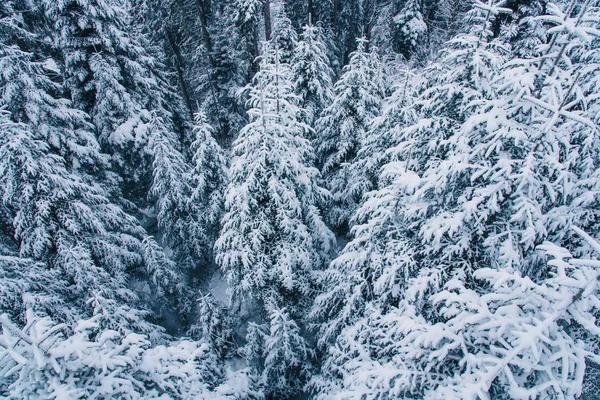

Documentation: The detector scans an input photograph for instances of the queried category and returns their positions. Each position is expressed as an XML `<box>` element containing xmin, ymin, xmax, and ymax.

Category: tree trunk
<box><xmin>263</xmin><ymin>0</ymin><xmax>272</xmax><ymax>41</ymax></box>
<box><xmin>194</xmin><ymin>0</ymin><xmax>217</xmax><ymax>70</ymax></box>
<box><xmin>165</xmin><ymin>27</ymin><xmax>194</xmax><ymax>120</ymax></box>
<box><xmin>332</xmin><ymin>0</ymin><xmax>342</xmax><ymax>34</ymax></box>
<box><xmin>307</xmin><ymin>0</ymin><xmax>314</xmax><ymax>25</ymax></box>
<box><xmin>365</xmin><ymin>0</ymin><xmax>377</xmax><ymax>52</ymax></box>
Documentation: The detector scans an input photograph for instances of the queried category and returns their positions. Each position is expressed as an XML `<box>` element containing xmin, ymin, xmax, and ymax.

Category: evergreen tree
<box><xmin>0</xmin><ymin>0</ymin><xmax>185</xmax><ymax>335</ymax></box>
<box><xmin>0</xmin><ymin>0</ymin><xmax>103</xmax><ymax>175</ymax></box>
<box><xmin>44</xmin><ymin>0</ymin><xmax>214</xmax><ymax>319</ymax></box>
<box><xmin>44</xmin><ymin>0</ymin><xmax>187</xmax><ymax>204</ymax></box>
<box><xmin>316</xmin><ymin>38</ymin><xmax>384</xmax><ymax>234</ymax></box>
<box><xmin>207</xmin><ymin>2</ymin><xmax>253</xmax><ymax>139</ymax></box>
<box><xmin>148</xmin><ymin>110</ymin><xmax>228</xmax><ymax>321</ymax></box>
<box><xmin>0</xmin><ymin>106</ymin><xmax>158</xmax><ymax>334</ymax></box>
<box><xmin>215</xmin><ymin>40</ymin><xmax>334</xmax><ymax>396</ymax></box>
<box><xmin>262</xmin><ymin>307</ymin><xmax>312</xmax><ymax>397</ymax></box>
<box><xmin>312</xmin><ymin>0</ymin><xmax>508</xmax><ymax>393</ymax></box>
<box><xmin>350</xmin><ymin>63</ymin><xmax>422</xmax><ymax>214</ymax></box>
<box><xmin>329</xmin><ymin>0</ymin><xmax>372</xmax><ymax>64</ymax></box>
<box><xmin>189</xmin><ymin>111</ymin><xmax>228</xmax><ymax>265</ymax></box>
<box><xmin>291</xmin><ymin>23</ymin><xmax>335</xmax><ymax>128</ymax></box>
<box><xmin>272</xmin><ymin>9</ymin><xmax>298</xmax><ymax>65</ymax></box>
<box><xmin>216</xmin><ymin>41</ymin><xmax>334</xmax><ymax>313</ymax></box>
<box><xmin>232</xmin><ymin>0</ymin><xmax>264</xmax><ymax>77</ymax></box>
<box><xmin>244</xmin><ymin>321</ymin><xmax>268</xmax><ymax>375</ymax></box>
<box><xmin>392</xmin><ymin>0</ymin><xmax>428</xmax><ymax>59</ymax></box>
<box><xmin>0</xmin><ymin>310</ymin><xmax>226</xmax><ymax>398</ymax></box>
<box><xmin>308</xmin><ymin>65</ymin><xmax>422</xmax><ymax>347</ymax></box>
<box><xmin>164</xmin><ymin>0</ymin><xmax>249</xmax><ymax>143</ymax></box>
<box><xmin>149</xmin><ymin>128</ymin><xmax>194</xmax><ymax>264</ymax></box>
<box><xmin>191</xmin><ymin>292</ymin><xmax>233</xmax><ymax>357</ymax></box>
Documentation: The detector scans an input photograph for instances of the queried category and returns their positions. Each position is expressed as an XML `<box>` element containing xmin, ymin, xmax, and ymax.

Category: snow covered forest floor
<box><xmin>2</xmin><ymin>0</ymin><xmax>600</xmax><ymax>398</ymax></box>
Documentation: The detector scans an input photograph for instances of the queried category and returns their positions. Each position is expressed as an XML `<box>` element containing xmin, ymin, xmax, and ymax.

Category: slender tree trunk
<box><xmin>165</xmin><ymin>27</ymin><xmax>194</xmax><ymax>119</ymax></box>
<box><xmin>194</xmin><ymin>0</ymin><xmax>216</xmax><ymax>70</ymax></box>
<box><xmin>307</xmin><ymin>0</ymin><xmax>314</xmax><ymax>24</ymax></box>
<box><xmin>448</xmin><ymin>0</ymin><xmax>463</xmax><ymax>39</ymax></box>
<box><xmin>249</xmin><ymin>28</ymin><xmax>261</xmax><ymax>80</ymax></box>
<box><xmin>263</xmin><ymin>0</ymin><xmax>272</xmax><ymax>41</ymax></box>
<box><xmin>332</xmin><ymin>0</ymin><xmax>342</xmax><ymax>34</ymax></box>
<box><xmin>365</xmin><ymin>0</ymin><xmax>377</xmax><ymax>52</ymax></box>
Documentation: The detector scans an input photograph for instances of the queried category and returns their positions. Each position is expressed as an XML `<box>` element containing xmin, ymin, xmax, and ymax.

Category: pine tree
<box><xmin>0</xmin><ymin>107</ymin><xmax>160</xmax><ymax>334</ymax></box>
<box><xmin>312</xmin><ymin>0</ymin><xmax>508</xmax><ymax>394</ymax></box>
<box><xmin>191</xmin><ymin>292</ymin><xmax>233</xmax><ymax>357</ymax></box>
<box><xmin>216</xmin><ymin>41</ymin><xmax>334</xmax><ymax>313</ymax></box>
<box><xmin>45</xmin><ymin>0</ymin><xmax>214</xmax><ymax>318</ymax></box>
<box><xmin>392</xmin><ymin>0</ymin><xmax>428</xmax><ymax>59</ymax></box>
<box><xmin>310</xmin><ymin>65</ymin><xmax>422</xmax><ymax>348</ymax></box>
<box><xmin>0</xmin><ymin>0</ymin><xmax>192</xmax><ymax>336</ymax></box>
<box><xmin>0</xmin><ymin>310</ymin><xmax>226</xmax><ymax>398</ymax></box>
<box><xmin>329</xmin><ymin>0</ymin><xmax>372</xmax><ymax>65</ymax></box>
<box><xmin>263</xmin><ymin>308</ymin><xmax>312</xmax><ymax>397</ymax></box>
<box><xmin>148</xmin><ymin>110</ymin><xmax>229</xmax><ymax>321</ymax></box>
<box><xmin>162</xmin><ymin>0</ymin><xmax>249</xmax><ymax>143</ymax></box>
<box><xmin>215</xmin><ymin>40</ymin><xmax>334</xmax><ymax>394</ymax></box>
<box><xmin>291</xmin><ymin>23</ymin><xmax>335</xmax><ymax>128</ymax></box>
<box><xmin>44</xmin><ymin>0</ymin><xmax>188</xmax><ymax>205</ymax></box>
<box><xmin>316</xmin><ymin>38</ymin><xmax>384</xmax><ymax>234</ymax></box>
<box><xmin>206</xmin><ymin>3</ymin><xmax>253</xmax><ymax>139</ymax></box>
<box><xmin>0</xmin><ymin>0</ymin><xmax>104</xmax><ymax>175</ymax></box>
<box><xmin>189</xmin><ymin>111</ymin><xmax>228</xmax><ymax>266</ymax></box>
<box><xmin>244</xmin><ymin>321</ymin><xmax>268</xmax><ymax>375</ymax></box>
<box><xmin>149</xmin><ymin>128</ymin><xmax>194</xmax><ymax>265</ymax></box>
<box><xmin>272</xmin><ymin>9</ymin><xmax>298</xmax><ymax>65</ymax></box>
<box><xmin>233</xmin><ymin>0</ymin><xmax>264</xmax><ymax>77</ymax></box>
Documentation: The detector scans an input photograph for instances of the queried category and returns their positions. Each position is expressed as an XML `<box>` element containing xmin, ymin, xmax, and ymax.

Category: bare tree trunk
<box><xmin>194</xmin><ymin>0</ymin><xmax>216</xmax><ymax>70</ymax></box>
<box><xmin>165</xmin><ymin>27</ymin><xmax>194</xmax><ymax>119</ymax></box>
<box><xmin>249</xmin><ymin>28</ymin><xmax>260</xmax><ymax>80</ymax></box>
<box><xmin>263</xmin><ymin>0</ymin><xmax>272</xmax><ymax>41</ymax></box>
<box><xmin>307</xmin><ymin>0</ymin><xmax>314</xmax><ymax>25</ymax></box>
<box><xmin>365</xmin><ymin>0</ymin><xmax>377</xmax><ymax>52</ymax></box>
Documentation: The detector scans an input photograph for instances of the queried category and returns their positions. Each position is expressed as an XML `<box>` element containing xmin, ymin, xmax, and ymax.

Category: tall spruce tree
<box><xmin>392</xmin><ymin>0</ymin><xmax>428</xmax><ymax>59</ymax></box>
<box><xmin>0</xmin><ymin>0</ymin><xmax>176</xmax><ymax>333</ymax></box>
<box><xmin>272</xmin><ymin>8</ymin><xmax>298</xmax><ymax>65</ymax></box>
<box><xmin>189</xmin><ymin>111</ymin><xmax>228</xmax><ymax>266</ymax></box>
<box><xmin>216</xmin><ymin>40</ymin><xmax>334</xmax><ymax>396</ymax></box>
<box><xmin>291</xmin><ymin>23</ymin><xmax>335</xmax><ymax>129</ymax></box>
<box><xmin>316</xmin><ymin>38</ymin><xmax>384</xmax><ymax>234</ymax></box>
<box><xmin>216</xmin><ymin>40</ymin><xmax>334</xmax><ymax>314</ymax></box>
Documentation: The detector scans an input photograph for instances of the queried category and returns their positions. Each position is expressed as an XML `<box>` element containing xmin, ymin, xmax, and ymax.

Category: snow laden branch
<box><xmin>315</xmin><ymin>227</ymin><xmax>600</xmax><ymax>399</ymax></box>
<box><xmin>0</xmin><ymin>311</ymin><xmax>260</xmax><ymax>399</ymax></box>
<box><xmin>419</xmin><ymin>227</ymin><xmax>600</xmax><ymax>399</ymax></box>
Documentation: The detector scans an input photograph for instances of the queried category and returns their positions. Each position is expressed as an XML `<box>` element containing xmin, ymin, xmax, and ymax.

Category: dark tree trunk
<box><xmin>332</xmin><ymin>0</ymin><xmax>342</xmax><ymax>34</ymax></box>
<box><xmin>194</xmin><ymin>0</ymin><xmax>217</xmax><ymax>70</ymax></box>
<box><xmin>263</xmin><ymin>0</ymin><xmax>272</xmax><ymax>41</ymax></box>
<box><xmin>365</xmin><ymin>0</ymin><xmax>377</xmax><ymax>52</ymax></box>
<box><xmin>165</xmin><ymin>27</ymin><xmax>194</xmax><ymax>119</ymax></box>
<box><xmin>307</xmin><ymin>0</ymin><xmax>314</xmax><ymax>25</ymax></box>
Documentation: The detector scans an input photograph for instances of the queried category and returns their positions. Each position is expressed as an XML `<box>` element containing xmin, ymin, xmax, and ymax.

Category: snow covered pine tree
<box><xmin>316</xmin><ymin>38</ymin><xmax>384</xmax><ymax>235</ymax></box>
<box><xmin>216</xmin><ymin>39</ymin><xmax>334</xmax><ymax>397</ymax></box>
